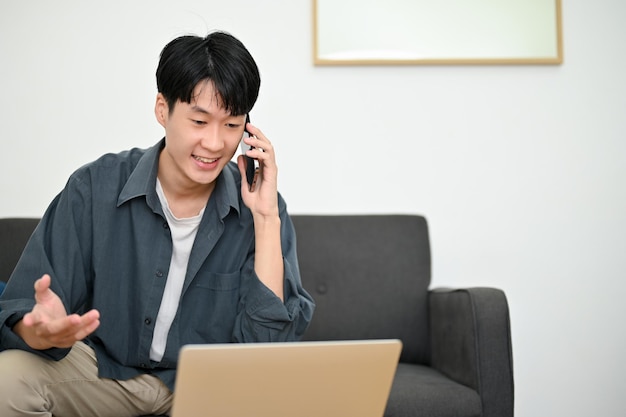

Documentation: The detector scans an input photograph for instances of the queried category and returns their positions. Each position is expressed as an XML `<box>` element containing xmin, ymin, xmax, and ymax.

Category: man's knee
<box><xmin>0</xmin><ymin>348</ymin><xmax>50</xmax><ymax>387</ymax></box>
<box><xmin>0</xmin><ymin>349</ymin><xmax>50</xmax><ymax>412</ymax></box>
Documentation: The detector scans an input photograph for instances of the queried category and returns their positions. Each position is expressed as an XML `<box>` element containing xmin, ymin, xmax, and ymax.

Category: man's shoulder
<box><xmin>87</xmin><ymin>146</ymin><xmax>148</xmax><ymax>170</ymax></box>
<box><xmin>70</xmin><ymin>145</ymin><xmax>153</xmax><ymax>181</ymax></box>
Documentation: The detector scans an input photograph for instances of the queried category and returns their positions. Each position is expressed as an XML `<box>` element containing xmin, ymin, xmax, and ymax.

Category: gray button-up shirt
<box><xmin>0</xmin><ymin>139</ymin><xmax>315</xmax><ymax>390</ymax></box>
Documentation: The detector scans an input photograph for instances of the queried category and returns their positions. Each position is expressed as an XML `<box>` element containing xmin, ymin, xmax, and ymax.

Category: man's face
<box><xmin>155</xmin><ymin>81</ymin><xmax>246</xmax><ymax>192</ymax></box>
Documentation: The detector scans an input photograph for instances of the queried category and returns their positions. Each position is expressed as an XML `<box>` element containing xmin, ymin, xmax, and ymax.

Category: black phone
<box><xmin>240</xmin><ymin>114</ymin><xmax>259</xmax><ymax>191</ymax></box>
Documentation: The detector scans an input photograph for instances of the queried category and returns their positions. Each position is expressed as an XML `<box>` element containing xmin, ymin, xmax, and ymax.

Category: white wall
<box><xmin>1</xmin><ymin>1</ymin><xmax>625</xmax><ymax>416</ymax></box>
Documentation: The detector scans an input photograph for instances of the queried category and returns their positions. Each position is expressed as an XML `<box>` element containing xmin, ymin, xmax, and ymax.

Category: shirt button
<box><xmin>144</xmin><ymin>318</ymin><xmax>152</xmax><ymax>325</ymax></box>
<box><xmin>156</xmin><ymin>270</ymin><xmax>164</xmax><ymax>277</ymax></box>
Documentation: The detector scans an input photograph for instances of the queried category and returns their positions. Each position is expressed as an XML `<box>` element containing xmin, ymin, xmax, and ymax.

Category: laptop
<box><xmin>171</xmin><ymin>339</ymin><xmax>402</xmax><ymax>417</ymax></box>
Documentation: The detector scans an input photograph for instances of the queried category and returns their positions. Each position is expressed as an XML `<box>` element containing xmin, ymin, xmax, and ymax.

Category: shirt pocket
<box><xmin>184</xmin><ymin>271</ymin><xmax>242</xmax><ymax>343</ymax></box>
<box><xmin>194</xmin><ymin>271</ymin><xmax>241</xmax><ymax>291</ymax></box>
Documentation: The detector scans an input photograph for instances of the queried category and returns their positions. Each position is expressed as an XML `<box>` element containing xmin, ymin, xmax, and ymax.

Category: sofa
<box><xmin>1</xmin><ymin>215</ymin><xmax>514</xmax><ymax>417</ymax></box>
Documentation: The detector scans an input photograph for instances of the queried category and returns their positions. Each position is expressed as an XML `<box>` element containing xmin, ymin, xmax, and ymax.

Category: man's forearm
<box><xmin>253</xmin><ymin>215</ymin><xmax>284</xmax><ymax>301</ymax></box>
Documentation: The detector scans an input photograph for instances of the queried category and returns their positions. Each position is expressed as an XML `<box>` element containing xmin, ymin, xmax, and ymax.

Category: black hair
<box><xmin>156</xmin><ymin>31</ymin><xmax>260</xmax><ymax>116</ymax></box>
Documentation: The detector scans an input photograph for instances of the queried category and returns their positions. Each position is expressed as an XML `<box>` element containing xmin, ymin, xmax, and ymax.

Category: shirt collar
<box><xmin>214</xmin><ymin>162</ymin><xmax>243</xmax><ymax>219</ymax></box>
<box><xmin>117</xmin><ymin>139</ymin><xmax>163</xmax><ymax>208</ymax></box>
<box><xmin>117</xmin><ymin>138</ymin><xmax>241</xmax><ymax>218</ymax></box>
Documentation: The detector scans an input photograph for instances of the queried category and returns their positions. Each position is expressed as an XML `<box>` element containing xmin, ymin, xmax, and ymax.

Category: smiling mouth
<box><xmin>193</xmin><ymin>155</ymin><xmax>218</xmax><ymax>164</ymax></box>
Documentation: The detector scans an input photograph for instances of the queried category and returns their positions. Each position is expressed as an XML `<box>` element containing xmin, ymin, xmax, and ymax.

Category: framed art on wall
<box><xmin>313</xmin><ymin>0</ymin><xmax>563</xmax><ymax>65</ymax></box>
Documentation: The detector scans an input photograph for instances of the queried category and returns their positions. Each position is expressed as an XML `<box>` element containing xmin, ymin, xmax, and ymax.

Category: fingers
<box><xmin>48</xmin><ymin>309</ymin><xmax>100</xmax><ymax>335</ymax></box>
<box><xmin>22</xmin><ymin>275</ymin><xmax>53</xmax><ymax>326</ymax></box>
<box><xmin>61</xmin><ymin>310</ymin><xmax>101</xmax><ymax>344</ymax></box>
<box><xmin>34</xmin><ymin>273</ymin><xmax>51</xmax><ymax>293</ymax></box>
<box><xmin>73</xmin><ymin>310</ymin><xmax>101</xmax><ymax>341</ymax></box>
<box><xmin>21</xmin><ymin>275</ymin><xmax>100</xmax><ymax>349</ymax></box>
<box><xmin>21</xmin><ymin>311</ymin><xmax>38</xmax><ymax>327</ymax></box>
<box><xmin>243</xmin><ymin>124</ymin><xmax>278</xmax><ymax>188</ymax></box>
<box><xmin>33</xmin><ymin>274</ymin><xmax>55</xmax><ymax>305</ymax></box>
<box><xmin>244</xmin><ymin>123</ymin><xmax>275</xmax><ymax>163</ymax></box>
<box><xmin>25</xmin><ymin>309</ymin><xmax>101</xmax><ymax>349</ymax></box>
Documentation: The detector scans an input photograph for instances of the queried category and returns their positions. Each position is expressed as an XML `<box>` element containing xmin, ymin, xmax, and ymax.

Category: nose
<box><xmin>200</xmin><ymin>126</ymin><xmax>225</xmax><ymax>151</ymax></box>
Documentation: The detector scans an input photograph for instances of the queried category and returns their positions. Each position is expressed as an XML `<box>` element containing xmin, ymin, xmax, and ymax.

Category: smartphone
<box><xmin>239</xmin><ymin>114</ymin><xmax>259</xmax><ymax>192</ymax></box>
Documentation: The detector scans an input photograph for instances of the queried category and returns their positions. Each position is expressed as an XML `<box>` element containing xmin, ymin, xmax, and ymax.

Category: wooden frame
<box><xmin>313</xmin><ymin>0</ymin><xmax>563</xmax><ymax>66</ymax></box>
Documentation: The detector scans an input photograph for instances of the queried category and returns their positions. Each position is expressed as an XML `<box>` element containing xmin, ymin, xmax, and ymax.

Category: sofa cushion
<box><xmin>292</xmin><ymin>215</ymin><xmax>431</xmax><ymax>365</ymax></box>
<box><xmin>386</xmin><ymin>363</ymin><xmax>482</xmax><ymax>417</ymax></box>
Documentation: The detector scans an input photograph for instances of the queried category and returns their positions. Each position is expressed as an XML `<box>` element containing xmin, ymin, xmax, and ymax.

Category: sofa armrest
<box><xmin>429</xmin><ymin>287</ymin><xmax>514</xmax><ymax>417</ymax></box>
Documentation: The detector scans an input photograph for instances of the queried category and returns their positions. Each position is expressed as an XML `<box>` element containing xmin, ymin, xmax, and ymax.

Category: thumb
<box><xmin>33</xmin><ymin>274</ymin><xmax>54</xmax><ymax>304</ymax></box>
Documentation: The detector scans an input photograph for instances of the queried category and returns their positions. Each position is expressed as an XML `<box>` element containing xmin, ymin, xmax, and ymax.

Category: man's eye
<box><xmin>226</xmin><ymin>123</ymin><xmax>239</xmax><ymax>128</ymax></box>
<box><xmin>192</xmin><ymin>120</ymin><xmax>206</xmax><ymax>125</ymax></box>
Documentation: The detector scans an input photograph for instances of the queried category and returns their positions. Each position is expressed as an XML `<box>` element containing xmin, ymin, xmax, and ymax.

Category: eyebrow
<box><xmin>190</xmin><ymin>105</ymin><xmax>211</xmax><ymax>115</ymax></box>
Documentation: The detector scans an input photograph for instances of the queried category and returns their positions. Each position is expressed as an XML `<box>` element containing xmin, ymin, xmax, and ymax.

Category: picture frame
<box><xmin>313</xmin><ymin>0</ymin><xmax>563</xmax><ymax>65</ymax></box>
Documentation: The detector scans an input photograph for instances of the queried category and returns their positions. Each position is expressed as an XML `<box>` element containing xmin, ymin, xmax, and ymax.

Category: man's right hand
<box><xmin>13</xmin><ymin>274</ymin><xmax>100</xmax><ymax>350</ymax></box>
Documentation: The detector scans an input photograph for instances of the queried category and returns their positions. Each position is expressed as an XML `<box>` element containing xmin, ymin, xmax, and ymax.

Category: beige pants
<box><xmin>0</xmin><ymin>341</ymin><xmax>172</xmax><ymax>417</ymax></box>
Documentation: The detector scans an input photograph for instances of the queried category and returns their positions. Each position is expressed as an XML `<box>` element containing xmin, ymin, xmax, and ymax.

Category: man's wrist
<box><xmin>13</xmin><ymin>320</ymin><xmax>51</xmax><ymax>350</ymax></box>
<box><xmin>253</xmin><ymin>212</ymin><xmax>281</xmax><ymax>227</ymax></box>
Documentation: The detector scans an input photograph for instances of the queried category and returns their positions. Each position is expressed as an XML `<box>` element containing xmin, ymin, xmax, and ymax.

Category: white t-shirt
<box><xmin>150</xmin><ymin>179</ymin><xmax>204</xmax><ymax>362</ymax></box>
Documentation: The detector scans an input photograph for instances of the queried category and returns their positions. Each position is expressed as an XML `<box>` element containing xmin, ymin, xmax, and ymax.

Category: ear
<box><xmin>155</xmin><ymin>93</ymin><xmax>168</xmax><ymax>127</ymax></box>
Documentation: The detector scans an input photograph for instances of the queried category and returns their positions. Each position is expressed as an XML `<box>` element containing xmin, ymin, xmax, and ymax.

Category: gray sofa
<box><xmin>1</xmin><ymin>215</ymin><xmax>514</xmax><ymax>417</ymax></box>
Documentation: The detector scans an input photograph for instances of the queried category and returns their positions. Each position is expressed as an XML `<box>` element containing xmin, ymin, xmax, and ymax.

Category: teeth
<box><xmin>194</xmin><ymin>156</ymin><xmax>217</xmax><ymax>163</ymax></box>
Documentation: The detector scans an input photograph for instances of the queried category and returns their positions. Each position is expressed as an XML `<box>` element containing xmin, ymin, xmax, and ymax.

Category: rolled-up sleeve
<box><xmin>233</xmin><ymin>206</ymin><xmax>315</xmax><ymax>342</ymax></box>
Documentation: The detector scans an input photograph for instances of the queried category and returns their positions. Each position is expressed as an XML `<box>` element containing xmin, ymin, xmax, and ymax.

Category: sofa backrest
<box><xmin>0</xmin><ymin>218</ymin><xmax>40</xmax><ymax>283</ymax></box>
<box><xmin>1</xmin><ymin>215</ymin><xmax>433</xmax><ymax>364</ymax></box>
<box><xmin>291</xmin><ymin>215</ymin><xmax>431</xmax><ymax>365</ymax></box>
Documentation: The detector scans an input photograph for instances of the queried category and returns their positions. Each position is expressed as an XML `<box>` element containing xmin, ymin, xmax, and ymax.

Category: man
<box><xmin>0</xmin><ymin>31</ymin><xmax>315</xmax><ymax>416</ymax></box>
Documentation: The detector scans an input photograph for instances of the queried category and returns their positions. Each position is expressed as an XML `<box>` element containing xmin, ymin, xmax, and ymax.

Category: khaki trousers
<box><xmin>0</xmin><ymin>341</ymin><xmax>172</xmax><ymax>417</ymax></box>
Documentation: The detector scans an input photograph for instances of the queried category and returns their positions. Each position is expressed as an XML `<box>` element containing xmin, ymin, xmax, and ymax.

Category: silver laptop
<box><xmin>171</xmin><ymin>339</ymin><xmax>402</xmax><ymax>417</ymax></box>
